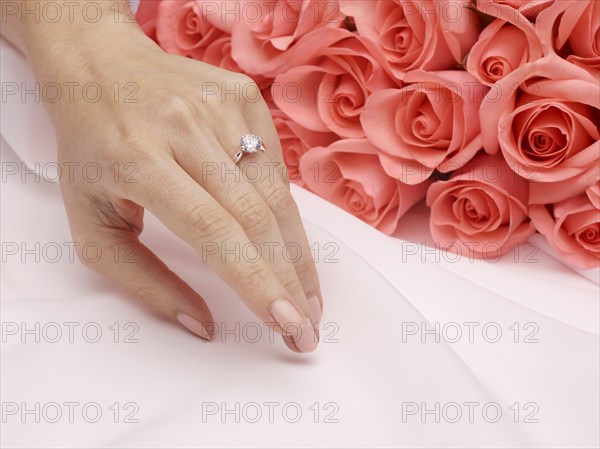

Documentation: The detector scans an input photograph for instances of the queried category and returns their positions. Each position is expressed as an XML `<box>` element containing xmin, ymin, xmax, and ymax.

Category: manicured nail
<box><xmin>307</xmin><ymin>295</ymin><xmax>322</xmax><ymax>323</ymax></box>
<box><xmin>271</xmin><ymin>299</ymin><xmax>318</xmax><ymax>353</ymax></box>
<box><xmin>306</xmin><ymin>296</ymin><xmax>321</xmax><ymax>342</ymax></box>
<box><xmin>282</xmin><ymin>335</ymin><xmax>302</xmax><ymax>353</ymax></box>
<box><xmin>177</xmin><ymin>313</ymin><xmax>212</xmax><ymax>341</ymax></box>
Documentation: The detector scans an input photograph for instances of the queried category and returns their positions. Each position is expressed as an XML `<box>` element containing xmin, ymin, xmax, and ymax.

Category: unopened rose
<box><xmin>466</xmin><ymin>18</ymin><xmax>542</xmax><ymax>85</ymax></box>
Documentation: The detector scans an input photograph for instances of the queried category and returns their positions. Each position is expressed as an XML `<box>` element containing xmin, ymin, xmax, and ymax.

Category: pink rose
<box><xmin>339</xmin><ymin>0</ymin><xmax>481</xmax><ymax>80</ymax></box>
<box><xmin>271</xmin><ymin>28</ymin><xmax>397</xmax><ymax>138</ymax></box>
<box><xmin>299</xmin><ymin>139</ymin><xmax>429</xmax><ymax>235</ymax></box>
<box><xmin>230</xmin><ymin>0</ymin><xmax>344</xmax><ymax>77</ymax></box>
<box><xmin>466</xmin><ymin>18</ymin><xmax>543</xmax><ymax>85</ymax></box>
<box><xmin>361</xmin><ymin>70</ymin><xmax>486</xmax><ymax>185</ymax></box>
<box><xmin>136</xmin><ymin>0</ymin><xmax>161</xmax><ymax>41</ymax></box>
<box><xmin>587</xmin><ymin>182</ymin><xmax>600</xmax><ymax>210</ymax></box>
<box><xmin>202</xmin><ymin>35</ymin><xmax>244</xmax><ymax>72</ymax></box>
<box><xmin>537</xmin><ymin>0</ymin><xmax>600</xmax><ymax>77</ymax></box>
<box><xmin>155</xmin><ymin>0</ymin><xmax>229</xmax><ymax>61</ymax></box>
<box><xmin>530</xmin><ymin>192</ymin><xmax>600</xmax><ymax>269</ymax></box>
<box><xmin>475</xmin><ymin>0</ymin><xmax>554</xmax><ymax>20</ymax></box>
<box><xmin>480</xmin><ymin>54</ymin><xmax>600</xmax><ymax>183</ymax></box>
<box><xmin>426</xmin><ymin>154</ymin><xmax>535</xmax><ymax>259</ymax></box>
<box><xmin>151</xmin><ymin>1</ymin><xmax>270</xmax><ymax>85</ymax></box>
<box><xmin>271</xmin><ymin>108</ymin><xmax>338</xmax><ymax>186</ymax></box>
<box><xmin>529</xmin><ymin>164</ymin><xmax>600</xmax><ymax>204</ymax></box>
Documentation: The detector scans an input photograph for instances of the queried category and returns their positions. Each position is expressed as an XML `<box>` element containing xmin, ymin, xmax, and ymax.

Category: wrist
<box><xmin>15</xmin><ymin>2</ymin><xmax>163</xmax><ymax>127</ymax></box>
<box><xmin>20</xmin><ymin>2</ymin><xmax>157</xmax><ymax>84</ymax></box>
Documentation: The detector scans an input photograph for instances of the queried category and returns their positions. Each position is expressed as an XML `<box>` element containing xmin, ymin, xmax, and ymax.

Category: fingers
<box><xmin>252</xmin><ymin>107</ymin><xmax>324</xmax><ymax>321</ymax></box>
<box><xmin>127</xmin><ymin>155</ymin><xmax>318</xmax><ymax>352</ymax></box>
<box><xmin>61</xmin><ymin>190</ymin><xmax>214</xmax><ymax>341</ymax></box>
<box><xmin>173</xmin><ymin>126</ymin><xmax>319</xmax><ymax>351</ymax></box>
<box><xmin>241</xmin><ymin>103</ymin><xmax>324</xmax><ymax>322</ymax></box>
<box><xmin>176</xmin><ymin>126</ymin><xmax>316</xmax><ymax>311</ymax></box>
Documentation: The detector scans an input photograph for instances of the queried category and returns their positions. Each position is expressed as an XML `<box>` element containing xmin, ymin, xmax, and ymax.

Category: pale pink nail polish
<box><xmin>307</xmin><ymin>295</ymin><xmax>322</xmax><ymax>322</ymax></box>
<box><xmin>177</xmin><ymin>313</ymin><xmax>212</xmax><ymax>341</ymax></box>
<box><xmin>271</xmin><ymin>299</ymin><xmax>318</xmax><ymax>353</ymax></box>
<box><xmin>282</xmin><ymin>335</ymin><xmax>302</xmax><ymax>353</ymax></box>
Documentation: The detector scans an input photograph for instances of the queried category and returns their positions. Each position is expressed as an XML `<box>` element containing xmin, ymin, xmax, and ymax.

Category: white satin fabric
<box><xmin>1</xmin><ymin>37</ymin><xmax>599</xmax><ymax>448</ymax></box>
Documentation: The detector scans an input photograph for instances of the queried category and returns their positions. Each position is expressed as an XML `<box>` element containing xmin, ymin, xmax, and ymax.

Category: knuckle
<box><xmin>282</xmin><ymin>277</ymin><xmax>304</xmax><ymax>297</ymax></box>
<box><xmin>119</xmin><ymin>140</ymin><xmax>149</xmax><ymax>161</ymax></box>
<box><xmin>127</xmin><ymin>164</ymin><xmax>169</xmax><ymax>201</ymax></box>
<box><xmin>73</xmin><ymin>238</ymin><xmax>103</xmax><ymax>271</ymax></box>
<box><xmin>236</xmin><ymin>263</ymin><xmax>268</xmax><ymax>287</ymax></box>
<box><xmin>231</xmin><ymin>73</ymin><xmax>255</xmax><ymax>88</ymax></box>
<box><xmin>295</xmin><ymin>256</ymin><xmax>317</xmax><ymax>279</ymax></box>
<box><xmin>163</xmin><ymin>94</ymin><xmax>197</xmax><ymax>123</ymax></box>
<box><xmin>233</xmin><ymin>193</ymin><xmax>274</xmax><ymax>236</ymax></box>
<box><xmin>134</xmin><ymin>286</ymin><xmax>160</xmax><ymax>309</ymax></box>
<box><xmin>118</xmin><ymin>140</ymin><xmax>159</xmax><ymax>170</ymax></box>
<box><xmin>233</xmin><ymin>73</ymin><xmax>255</xmax><ymax>85</ymax></box>
<box><xmin>108</xmin><ymin>141</ymin><xmax>156</xmax><ymax>190</ymax></box>
<box><xmin>278</xmin><ymin>163</ymin><xmax>291</xmax><ymax>188</ymax></box>
<box><xmin>185</xmin><ymin>203</ymin><xmax>236</xmax><ymax>242</ymax></box>
<box><xmin>264</xmin><ymin>184</ymin><xmax>295</xmax><ymax>216</ymax></box>
<box><xmin>229</xmin><ymin>73</ymin><xmax>261</xmax><ymax>104</ymax></box>
<box><xmin>134</xmin><ymin>286</ymin><xmax>152</xmax><ymax>302</ymax></box>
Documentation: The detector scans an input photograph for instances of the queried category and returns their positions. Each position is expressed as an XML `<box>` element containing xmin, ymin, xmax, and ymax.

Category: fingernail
<box><xmin>177</xmin><ymin>313</ymin><xmax>212</xmax><ymax>341</ymax></box>
<box><xmin>282</xmin><ymin>335</ymin><xmax>302</xmax><ymax>353</ymax></box>
<box><xmin>307</xmin><ymin>295</ymin><xmax>322</xmax><ymax>322</ymax></box>
<box><xmin>307</xmin><ymin>296</ymin><xmax>322</xmax><ymax>342</ymax></box>
<box><xmin>271</xmin><ymin>299</ymin><xmax>318</xmax><ymax>353</ymax></box>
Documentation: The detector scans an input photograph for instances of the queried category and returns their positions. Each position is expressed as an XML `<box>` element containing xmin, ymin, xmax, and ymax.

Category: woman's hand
<box><xmin>5</xmin><ymin>1</ymin><xmax>322</xmax><ymax>352</ymax></box>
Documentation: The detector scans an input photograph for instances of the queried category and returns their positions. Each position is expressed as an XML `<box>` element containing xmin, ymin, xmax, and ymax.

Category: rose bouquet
<box><xmin>136</xmin><ymin>0</ymin><xmax>599</xmax><ymax>268</ymax></box>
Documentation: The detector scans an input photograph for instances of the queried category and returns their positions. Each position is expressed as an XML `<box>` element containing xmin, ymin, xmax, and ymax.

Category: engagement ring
<box><xmin>235</xmin><ymin>134</ymin><xmax>267</xmax><ymax>164</ymax></box>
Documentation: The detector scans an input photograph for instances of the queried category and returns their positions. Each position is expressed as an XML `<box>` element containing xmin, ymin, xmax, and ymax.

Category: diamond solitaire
<box><xmin>235</xmin><ymin>134</ymin><xmax>267</xmax><ymax>164</ymax></box>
